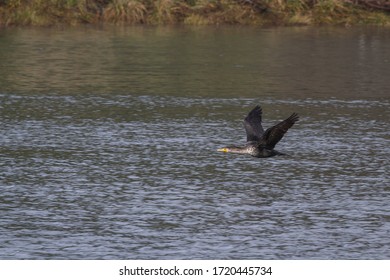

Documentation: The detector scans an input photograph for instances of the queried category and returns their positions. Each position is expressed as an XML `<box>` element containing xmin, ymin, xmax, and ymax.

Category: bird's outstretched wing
<box><xmin>261</xmin><ymin>113</ymin><xmax>299</xmax><ymax>149</ymax></box>
<box><xmin>244</xmin><ymin>105</ymin><xmax>264</xmax><ymax>142</ymax></box>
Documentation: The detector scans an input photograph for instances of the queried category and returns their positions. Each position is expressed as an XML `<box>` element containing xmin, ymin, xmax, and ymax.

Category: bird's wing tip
<box><xmin>291</xmin><ymin>112</ymin><xmax>299</xmax><ymax>121</ymax></box>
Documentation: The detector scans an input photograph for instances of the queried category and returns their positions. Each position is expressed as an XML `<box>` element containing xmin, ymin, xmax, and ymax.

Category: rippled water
<box><xmin>0</xmin><ymin>26</ymin><xmax>389</xmax><ymax>259</ymax></box>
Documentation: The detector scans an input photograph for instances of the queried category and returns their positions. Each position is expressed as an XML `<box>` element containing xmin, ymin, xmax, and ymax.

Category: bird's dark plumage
<box><xmin>218</xmin><ymin>105</ymin><xmax>299</xmax><ymax>158</ymax></box>
<box><xmin>244</xmin><ymin>105</ymin><xmax>264</xmax><ymax>142</ymax></box>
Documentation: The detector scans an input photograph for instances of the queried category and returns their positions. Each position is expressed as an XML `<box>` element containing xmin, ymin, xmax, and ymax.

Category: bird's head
<box><xmin>217</xmin><ymin>146</ymin><xmax>244</xmax><ymax>153</ymax></box>
<box><xmin>217</xmin><ymin>147</ymin><xmax>230</xmax><ymax>153</ymax></box>
<box><xmin>217</xmin><ymin>145</ymin><xmax>250</xmax><ymax>155</ymax></box>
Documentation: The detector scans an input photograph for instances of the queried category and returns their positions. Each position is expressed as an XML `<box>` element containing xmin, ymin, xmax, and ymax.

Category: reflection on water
<box><xmin>0</xmin><ymin>26</ymin><xmax>389</xmax><ymax>259</ymax></box>
<box><xmin>2</xmin><ymin>26</ymin><xmax>390</xmax><ymax>99</ymax></box>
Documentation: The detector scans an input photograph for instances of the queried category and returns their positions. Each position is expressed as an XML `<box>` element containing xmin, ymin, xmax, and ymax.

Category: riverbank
<box><xmin>1</xmin><ymin>0</ymin><xmax>390</xmax><ymax>27</ymax></box>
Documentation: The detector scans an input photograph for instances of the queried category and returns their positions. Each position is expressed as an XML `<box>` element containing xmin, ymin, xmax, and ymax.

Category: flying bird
<box><xmin>217</xmin><ymin>105</ymin><xmax>299</xmax><ymax>158</ymax></box>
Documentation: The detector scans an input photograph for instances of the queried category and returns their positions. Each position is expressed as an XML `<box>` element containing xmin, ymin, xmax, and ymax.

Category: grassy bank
<box><xmin>1</xmin><ymin>0</ymin><xmax>390</xmax><ymax>27</ymax></box>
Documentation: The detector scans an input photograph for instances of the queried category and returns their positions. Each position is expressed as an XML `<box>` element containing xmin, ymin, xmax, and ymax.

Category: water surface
<box><xmin>0</xmin><ymin>26</ymin><xmax>389</xmax><ymax>259</ymax></box>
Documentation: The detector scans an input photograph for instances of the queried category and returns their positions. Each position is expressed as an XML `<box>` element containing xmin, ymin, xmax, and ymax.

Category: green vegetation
<box><xmin>1</xmin><ymin>0</ymin><xmax>390</xmax><ymax>27</ymax></box>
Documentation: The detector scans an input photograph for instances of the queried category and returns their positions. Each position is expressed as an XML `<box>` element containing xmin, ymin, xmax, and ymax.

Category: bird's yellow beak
<box><xmin>217</xmin><ymin>148</ymin><xmax>229</xmax><ymax>153</ymax></box>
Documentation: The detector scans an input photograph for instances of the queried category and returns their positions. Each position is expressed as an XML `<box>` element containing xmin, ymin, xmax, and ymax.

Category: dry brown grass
<box><xmin>1</xmin><ymin>0</ymin><xmax>390</xmax><ymax>26</ymax></box>
<box><xmin>0</xmin><ymin>0</ymin><xmax>102</xmax><ymax>26</ymax></box>
<box><xmin>311</xmin><ymin>0</ymin><xmax>370</xmax><ymax>25</ymax></box>
<box><xmin>184</xmin><ymin>0</ymin><xmax>266</xmax><ymax>25</ymax></box>
<box><xmin>151</xmin><ymin>0</ymin><xmax>193</xmax><ymax>24</ymax></box>
<box><xmin>103</xmin><ymin>0</ymin><xmax>147</xmax><ymax>23</ymax></box>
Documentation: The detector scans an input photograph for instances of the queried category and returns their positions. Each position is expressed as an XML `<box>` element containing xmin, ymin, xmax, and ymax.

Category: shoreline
<box><xmin>1</xmin><ymin>0</ymin><xmax>390</xmax><ymax>28</ymax></box>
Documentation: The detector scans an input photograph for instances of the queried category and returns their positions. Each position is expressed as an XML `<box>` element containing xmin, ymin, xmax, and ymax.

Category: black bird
<box><xmin>217</xmin><ymin>105</ymin><xmax>299</xmax><ymax>157</ymax></box>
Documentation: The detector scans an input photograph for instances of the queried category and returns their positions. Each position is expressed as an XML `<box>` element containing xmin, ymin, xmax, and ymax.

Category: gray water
<box><xmin>0</xmin><ymin>26</ymin><xmax>389</xmax><ymax>259</ymax></box>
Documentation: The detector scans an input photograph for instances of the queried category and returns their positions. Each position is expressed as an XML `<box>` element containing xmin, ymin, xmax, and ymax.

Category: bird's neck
<box><xmin>226</xmin><ymin>146</ymin><xmax>254</xmax><ymax>154</ymax></box>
